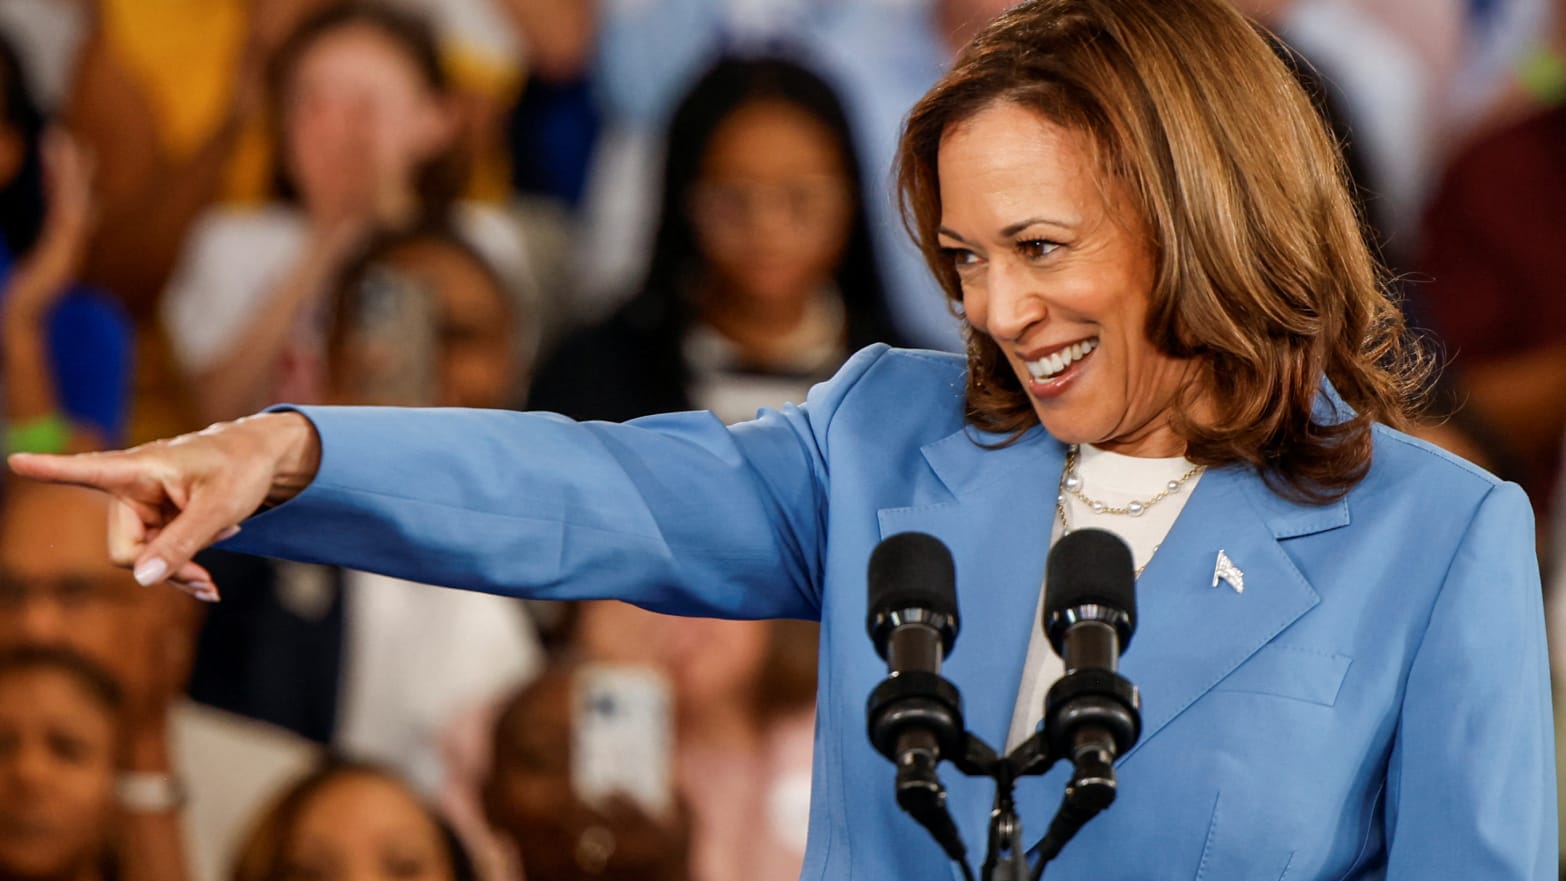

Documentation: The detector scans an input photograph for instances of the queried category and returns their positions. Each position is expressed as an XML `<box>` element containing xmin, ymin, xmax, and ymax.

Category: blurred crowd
<box><xmin>0</xmin><ymin>0</ymin><xmax>1561</xmax><ymax>879</ymax></box>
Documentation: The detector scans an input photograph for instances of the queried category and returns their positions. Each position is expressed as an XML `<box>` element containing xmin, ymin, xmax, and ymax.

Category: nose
<box><xmin>16</xmin><ymin>600</ymin><xmax>69</xmax><ymax>644</ymax></box>
<box><xmin>5</xmin><ymin>739</ymin><xmax>51</xmax><ymax>795</ymax></box>
<box><xmin>980</xmin><ymin>259</ymin><xmax>1048</xmax><ymax>343</ymax></box>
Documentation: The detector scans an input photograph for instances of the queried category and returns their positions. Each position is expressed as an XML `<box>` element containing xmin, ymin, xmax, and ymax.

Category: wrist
<box><xmin>122</xmin><ymin>715</ymin><xmax>174</xmax><ymax>773</ymax></box>
<box><xmin>262</xmin><ymin>411</ymin><xmax>322</xmax><ymax>505</ymax></box>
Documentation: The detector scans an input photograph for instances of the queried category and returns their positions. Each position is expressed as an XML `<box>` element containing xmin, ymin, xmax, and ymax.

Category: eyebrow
<box><xmin>938</xmin><ymin>217</ymin><xmax>1077</xmax><ymax>243</ymax></box>
<box><xmin>1002</xmin><ymin>217</ymin><xmax>1076</xmax><ymax>237</ymax></box>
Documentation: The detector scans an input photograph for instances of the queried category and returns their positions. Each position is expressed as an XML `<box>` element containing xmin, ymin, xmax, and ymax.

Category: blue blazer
<box><xmin>230</xmin><ymin>345</ymin><xmax>1556</xmax><ymax>880</ymax></box>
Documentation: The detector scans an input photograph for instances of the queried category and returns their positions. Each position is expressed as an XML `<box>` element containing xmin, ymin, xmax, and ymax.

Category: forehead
<box><xmin>934</xmin><ymin>101</ymin><xmax>1142</xmax><ymax>238</ymax></box>
<box><xmin>0</xmin><ymin>485</ymin><xmax>120</xmax><ymax>581</ymax></box>
<box><xmin>0</xmin><ymin>668</ymin><xmax>114</xmax><ymax>728</ymax></box>
<box><xmin>938</xmin><ymin>102</ymin><xmax>1098</xmax><ymax>209</ymax></box>
<box><xmin>702</xmin><ymin>100</ymin><xmax>846</xmax><ymax>178</ymax></box>
<box><xmin>291</xmin><ymin>25</ymin><xmax>424</xmax><ymax>91</ymax></box>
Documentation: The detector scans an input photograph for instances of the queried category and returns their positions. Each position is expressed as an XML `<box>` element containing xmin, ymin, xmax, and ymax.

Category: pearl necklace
<box><xmin>1054</xmin><ymin>444</ymin><xmax>1205</xmax><ymax>578</ymax></box>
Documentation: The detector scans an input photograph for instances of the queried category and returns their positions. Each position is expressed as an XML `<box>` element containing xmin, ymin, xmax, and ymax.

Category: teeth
<box><xmin>1025</xmin><ymin>338</ymin><xmax>1097</xmax><ymax>380</ymax></box>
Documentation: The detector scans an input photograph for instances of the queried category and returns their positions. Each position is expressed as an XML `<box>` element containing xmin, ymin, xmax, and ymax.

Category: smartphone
<box><xmin>571</xmin><ymin>663</ymin><xmax>674</xmax><ymax>820</ymax></box>
<box><xmin>340</xmin><ymin>263</ymin><xmax>439</xmax><ymax>406</ymax></box>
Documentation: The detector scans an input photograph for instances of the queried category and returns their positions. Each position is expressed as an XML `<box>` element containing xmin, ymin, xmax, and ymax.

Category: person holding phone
<box><xmin>9</xmin><ymin>1</ymin><xmax>1554</xmax><ymax>879</ymax></box>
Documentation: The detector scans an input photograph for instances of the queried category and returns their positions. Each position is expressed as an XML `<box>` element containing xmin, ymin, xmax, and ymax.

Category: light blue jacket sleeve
<box><xmin>1384</xmin><ymin>481</ymin><xmax>1557</xmax><ymax>879</ymax></box>
<box><xmin>225</xmin><ymin>346</ymin><xmax>897</xmax><ymax>620</ymax></box>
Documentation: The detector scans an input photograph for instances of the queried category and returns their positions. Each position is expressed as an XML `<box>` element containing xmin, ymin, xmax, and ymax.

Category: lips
<box><xmin>1023</xmin><ymin>337</ymin><xmax>1098</xmax><ymax>381</ymax></box>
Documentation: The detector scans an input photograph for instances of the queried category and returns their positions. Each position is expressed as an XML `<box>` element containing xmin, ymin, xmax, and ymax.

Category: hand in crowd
<box><xmin>7</xmin><ymin>412</ymin><xmax>323</xmax><ymax>600</ymax></box>
<box><xmin>2</xmin><ymin>130</ymin><xmax>95</xmax><ymax>323</ymax></box>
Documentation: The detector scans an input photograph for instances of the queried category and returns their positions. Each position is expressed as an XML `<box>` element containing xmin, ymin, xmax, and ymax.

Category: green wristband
<box><xmin>5</xmin><ymin>411</ymin><xmax>72</xmax><ymax>454</ymax></box>
<box><xmin>1518</xmin><ymin>45</ymin><xmax>1566</xmax><ymax>106</ymax></box>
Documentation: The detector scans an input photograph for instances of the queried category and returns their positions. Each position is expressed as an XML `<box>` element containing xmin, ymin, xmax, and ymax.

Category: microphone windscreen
<box><xmin>866</xmin><ymin>531</ymin><xmax>958</xmax><ymax>622</ymax></box>
<box><xmin>1045</xmin><ymin>528</ymin><xmax>1137</xmax><ymax>635</ymax></box>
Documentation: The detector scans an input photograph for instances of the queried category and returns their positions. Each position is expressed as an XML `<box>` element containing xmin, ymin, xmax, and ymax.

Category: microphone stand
<box><xmin>873</xmin><ymin>666</ymin><xmax>1139</xmax><ymax>881</ymax></box>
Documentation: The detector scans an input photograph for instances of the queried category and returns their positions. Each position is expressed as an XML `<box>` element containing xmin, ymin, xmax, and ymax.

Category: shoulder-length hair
<box><xmin>628</xmin><ymin>54</ymin><xmax>903</xmax><ymax>358</ymax></box>
<box><xmin>896</xmin><ymin>0</ymin><xmax>1429</xmax><ymax>502</ymax></box>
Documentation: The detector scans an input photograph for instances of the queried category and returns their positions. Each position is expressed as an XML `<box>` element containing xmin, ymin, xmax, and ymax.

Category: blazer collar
<box><xmin>876</xmin><ymin>423</ymin><xmax>1349</xmax><ymax>851</ymax></box>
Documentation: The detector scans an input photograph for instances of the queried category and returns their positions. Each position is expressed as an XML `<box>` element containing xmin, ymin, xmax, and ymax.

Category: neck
<box><xmin>697</xmin><ymin>283</ymin><xmax>817</xmax><ymax>365</ymax></box>
<box><xmin>1090</xmin><ymin>421</ymin><xmax>1188</xmax><ymax>459</ymax></box>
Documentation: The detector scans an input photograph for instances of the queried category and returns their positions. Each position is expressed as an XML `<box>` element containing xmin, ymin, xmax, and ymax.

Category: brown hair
<box><xmin>267</xmin><ymin>2</ymin><xmax>467</xmax><ymax>214</ymax></box>
<box><xmin>230</xmin><ymin>760</ymin><xmax>476</xmax><ymax>881</ymax></box>
<box><xmin>896</xmin><ymin>0</ymin><xmax>1429</xmax><ymax>501</ymax></box>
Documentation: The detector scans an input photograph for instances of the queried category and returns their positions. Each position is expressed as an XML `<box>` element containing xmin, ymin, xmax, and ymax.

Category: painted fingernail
<box><xmin>216</xmin><ymin>525</ymin><xmax>242</xmax><ymax>542</ymax></box>
<box><xmin>184</xmin><ymin>581</ymin><xmax>221</xmax><ymax>603</ymax></box>
<box><xmin>134</xmin><ymin>557</ymin><xmax>168</xmax><ymax>586</ymax></box>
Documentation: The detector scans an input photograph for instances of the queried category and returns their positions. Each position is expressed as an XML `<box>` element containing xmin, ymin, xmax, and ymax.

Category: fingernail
<box><xmin>181</xmin><ymin>580</ymin><xmax>221</xmax><ymax>603</ymax></box>
<box><xmin>134</xmin><ymin>557</ymin><xmax>168</xmax><ymax>586</ymax></box>
<box><xmin>216</xmin><ymin>525</ymin><xmax>242</xmax><ymax>542</ymax></box>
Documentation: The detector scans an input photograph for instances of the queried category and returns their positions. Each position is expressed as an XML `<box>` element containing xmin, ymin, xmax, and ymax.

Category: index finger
<box><xmin>8</xmin><ymin>449</ymin><xmax>152</xmax><ymax>494</ymax></box>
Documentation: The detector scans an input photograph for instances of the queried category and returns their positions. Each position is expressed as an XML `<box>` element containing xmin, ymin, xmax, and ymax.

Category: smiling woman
<box><xmin>6</xmin><ymin>1</ymin><xmax>1555</xmax><ymax>879</ymax></box>
<box><xmin>933</xmin><ymin>106</ymin><xmax>1182</xmax><ymax>458</ymax></box>
<box><xmin>898</xmin><ymin>0</ymin><xmax>1427</xmax><ymax>500</ymax></box>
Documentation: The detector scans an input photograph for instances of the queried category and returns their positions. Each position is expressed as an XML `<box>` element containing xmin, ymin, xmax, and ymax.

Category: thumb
<box><xmin>132</xmin><ymin>495</ymin><xmax>237</xmax><ymax>588</ymax></box>
<box><xmin>8</xmin><ymin>449</ymin><xmax>153</xmax><ymax>494</ymax></box>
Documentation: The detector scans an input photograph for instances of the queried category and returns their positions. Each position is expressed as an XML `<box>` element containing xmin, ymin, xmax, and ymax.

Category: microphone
<box><xmin>1035</xmin><ymin>528</ymin><xmax>1142</xmax><ymax>866</ymax></box>
<box><xmin>865</xmin><ymin>531</ymin><xmax>967</xmax><ymax>865</ymax></box>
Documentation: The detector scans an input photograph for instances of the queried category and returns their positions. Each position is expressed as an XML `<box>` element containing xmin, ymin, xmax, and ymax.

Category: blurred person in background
<box><xmin>64</xmin><ymin>0</ymin><xmax>338</xmax><ymax>318</ymax></box>
<box><xmin>0</xmin><ymin>34</ymin><xmax>130</xmax><ymax>455</ymax></box>
<box><xmin>1232</xmin><ymin>0</ymin><xmax>1551</xmax><ymax>258</ymax></box>
<box><xmin>483</xmin><ymin>661</ymin><xmax>690</xmax><ymax>881</ymax></box>
<box><xmin>583</xmin><ymin>0</ymin><xmax>1012</xmax><ymax>349</ymax></box>
<box><xmin>1412</xmin><ymin>67</ymin><xmax>1566</xmax><ymax>520</ymax></box>
<box><xmin>160</xmin><ymin>2</ymin><xmax>534</xmax><ymax>427</ymax></box>
<box><xmin>230</xmin><ymin>760</ymin><xmax>476</xmax><ymax>881</ymax></box>
<box><xmin>189</xmin><ymin>225</ymin><xmax>540</xmax><ymax>814</ymax></box>
<box><xmin>572</xmin><ymin>607</ymin><xmax>816</xmax><ymax>881</ymax></box>
<box><xmin>529</xmin><ymin>55</ymin><xmax>903</xmax><ymax>424</ymax></box>
<box><xmin>0</xmin><ymin>479</ymin><xmax>319</xmax><ymax>881</ymax></box>
<box><xmin>0</xmin><ymin>646</ymin><xmax>131</xmax><ymax>881</ymax></box>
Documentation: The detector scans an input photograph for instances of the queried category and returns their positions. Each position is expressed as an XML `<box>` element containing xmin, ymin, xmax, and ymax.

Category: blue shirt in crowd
<box><xmin>0</xmin><ymin>241</ymin><xmax>132</xmax><ymax>445</ymax></box>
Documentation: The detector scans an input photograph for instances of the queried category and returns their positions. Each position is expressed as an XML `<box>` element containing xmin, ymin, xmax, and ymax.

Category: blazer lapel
<box><xmin>877</xmin><ymin>425</ymin><xmax>1064</xmax><ymax>854</ymax></box>
<box><xmin>1116</xmin><ymin>463</ymin><xmax>1341</xmax><ymax>763</ymax></box>
<box><xmin>878</xmin><ymin>425</ymin><xmax>1065</xmax><ymax>746</ymax></box>
<box><xmin>873</xmin><ymin>426</ymin><xmax>1348</xmax><ymax>864</ymax></box>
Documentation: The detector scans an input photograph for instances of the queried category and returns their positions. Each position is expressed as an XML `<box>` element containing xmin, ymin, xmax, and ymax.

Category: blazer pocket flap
<box><xmin>1212</xmin><ymin>645</ymin><xmax>1351</xmax><ymax>706</ymax></box>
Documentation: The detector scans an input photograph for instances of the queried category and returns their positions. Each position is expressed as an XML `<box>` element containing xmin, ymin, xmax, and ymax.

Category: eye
<box><xmin>1015</xmin><ymin>239</ymin><xmax>1060</xmax><ymax>260</ymax></box>
<box><xmin>939</xmin><ymin>246</ymin><xmax>981</xmax><ymax>270</ymax></box>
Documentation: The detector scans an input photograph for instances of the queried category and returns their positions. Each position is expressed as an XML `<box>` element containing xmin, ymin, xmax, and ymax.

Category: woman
<box><xmin>11</xmin><ymin>1</ymin><xmax>1553</xmax><ymax>879</ymax></box>
<box><xmin>230</xmin><ymin>760</ymin><xmax>476</xmax><ymax>881</ymax></box>
<box><xmin>0</xmin><ymin>646</ymin><xmax>133</xmax><ymax>881</ymax></box>
<box><xmin>159</xmin><ymin>3</ymin><xmax>532</xmax><ymax>426</ymax></box>
<box><xmin>529</xmin><ymin>54</ymin><xmax>902</xmax><ymax>425</ymax></box>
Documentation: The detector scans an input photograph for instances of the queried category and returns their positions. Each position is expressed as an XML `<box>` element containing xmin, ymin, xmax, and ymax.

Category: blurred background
<box><xmin>0</xmin><ymin>0</ymin><xmax>1561</xmax><ymax>879</ymax></box>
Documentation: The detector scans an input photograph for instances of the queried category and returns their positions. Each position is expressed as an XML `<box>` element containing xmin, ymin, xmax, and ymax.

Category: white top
<box><xmin>1004</xmin><ymin>444</ymin><xmax>1203</xmax><ymax>752</ymax></box>
<box><xmin>172</xmin><ymin>699</ymin><xmax>321</xmax><ymax>881</ymax></box>
<box><xmin>161</xmin><ymin>203</ymin><xmax>536</xmax><ymax>375</ymax></box>
<box><xmin>336</xmin><ymin>570</ymin><xmax>543</xmax><ymax>795</ymax></box>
